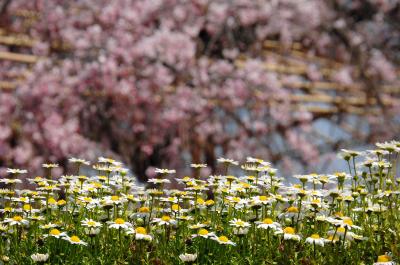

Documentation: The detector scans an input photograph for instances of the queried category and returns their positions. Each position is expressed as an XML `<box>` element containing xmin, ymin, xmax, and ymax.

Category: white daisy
<box><xmin>108</xmin><ymin>218</ymin><xmax>132</xmax><ymax>230</ymax></box>
<box><xmin>179</xmin><ymin>253</ymin><xmax>197</xmax><ymax>263</ymax></box>
<box><xmin>151</xmin><ymin>215</ymin><xmax>177</xmax><ymax>226</ymax></box>
<box><xmin>63</xmin><ymin>235</ymin><xmax>88</xmax><ymax>246</ymax></box>
<box><xmin>256</xmin><ymin>218</ymin><xmax>281</xmax><ymax>231</ymax></box>
<box><xmin>212</xmin><ymin>235</ymin><xmax>236</xmax><ymax>246</ymax></box>
<box><xmin>31</xmin><ymin>253</ymin><xmax>49</xmax><ymax>263</ymax></box>
<box><xmin>305</xmin><ymin>234</ymin><xmax>326</xmax><ymax>246</ymax></box>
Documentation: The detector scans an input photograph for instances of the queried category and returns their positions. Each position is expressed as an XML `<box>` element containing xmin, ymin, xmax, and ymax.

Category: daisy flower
<box><xmin>340</xmin><ymin>149</ymin><xmax>362</xmax><ymax>157</ymax></box>
<box><xmin>148</xmin><ymin>178</ymin><xmax>171</xmax><ymax>184</ymax></box>
<box><xmin>229</xmin><ymin>218</ymin><xmax>250</xmax><ymax>228</ymax></box>
<box><xmin>374</xmin><ymin>254</ymin><xmax>395</xmax><ymax>265</ymax></box>
<box><xmin>3</xmin><ymin>215</ymin><xmax>29</xmax><ymax>226</ymax></box>
<box><xmin>212</xmin><ymin>235</ymin><xmax>236</xmax><ymax>246</ymax></box>
<box><xmin>42</xmin><ymin>163</ymin><xmax>59</xmax><ymax>168</ymax></box>
<box><xmin>246</xmin><ymin>157</ymin><xmax>265</xmax><ymax>164</ymax></box>
<box><xmin>252</xmin><ymin>195</ymin><xmax>274</xmax><ymax>206</ymax></box>
<box><xmin>84</xmin><ymin>227</ymin><xmax>101</xmax><ymax>237</ymax></box>
<box><xmin>29</xmin><ymin>215</ymin><xmax>45</xmax><ymax>222</ymax></box>
<box><xmin>108</xmin><ymin>218</ymin><xmax>132</xmax><ymax>230</ymax></box>
<box><xmin>193</xmin><ymin>228</ymin><xmax>215</xmax><ymax>239</ymax></box>
<box><xmin>232</xmin><ymin>227</ymin><xmax>250</xmax><ymax>236</ymax></box>
<box><xmin>6</xmin><ymin>168</ymin><xmax>28</xmax><ymax>174</ymax></box>
<box><xmin>31</xmin><ymin>253</ymin><xmax>49</xmax><ymax>263</ymax></box>
<box><xmin>155</xmin><ymin>168</ymin><xmax>176</xmax><ymax>174</ymax></box>
<box><xmin>0</xmin><ymin>178</ymin><xmax>23</xmax><ymax>184</ymax></box>
<box><xmin>179</xmin><ymin>253</ymin><xmax>197</xmax><ymax>263</ymax></box>
<box><xmin>256</xmin><ymin>218</ymin><xmax>281</xmax><ymax>231</ymax></box>
<box><xmin>329</xmin><ymin>217</ymin><xmax>361</xmax><ymax>230</ymax></box>
<box><xmin>102</xmin><ymin>195</ymin><xmax>127</xmax><ymax>206</ymax></box>
<box><xmin>128</xmin><ymin>227</ymin><xmax>153</xmax><ymax>241</ymax></box>
<box><xmin>280</xmin><ymin>206</ymin><xmax>300</xmax><ymax>218</ymax></box>
<box><xmin>69</xmin><ymin>157</ymin><xmax>90</xmax><ymax>165</ymax></box>
<box><xmin>47</xmin><ymin>228</ymin><xmax>67</xmax><ymax>239</ymax></box>
<box><xmin>190</xmin><ymin>164</ymin><xmax>207</xmax><ymax>168</ymax></box>
<box><xmin>217</xmin><ymin>157</ymin><xmax>239</xmax><ymax>166</ymax></box>
<box><xmin>376</xmin><ymin>141</ymin><xmax>400</xmax><ymax>152</ymax></box>
<box><xmin>177</xmin><ymin>215</ymin><xmax>194</xmax><ymax>222</ymax></box>
<box><xmin>151</xmin><ymin>215</ymin><xmax>177</xmax><ymax>226</ymax></box>
<box><xmin>276</xmin><ymin>227</ymin><xmax>301</xmax><ymax>241</ymax></box>
<box><xmin>81</xmin><ymin>218</ymin><xmax>102</xmax><ymax>228</ymax></box>
<box><xmin>305</xmin><ymin>234</ymin><xmax>326</xmax><ymax>246</ymax></box>
<box><xmin>63</xmin><ymin>235</ymin><xmax>88</xmax><ymax>246</ymax></box>
<box><xmin>98</xmin><ymin>157</ymin><xmax>115</xmax><ymax>163</ymax></box>
<box><xmin>327</xmin><ymin>227</ymin><xmax>354</xmax><ymax>241</ymax></box>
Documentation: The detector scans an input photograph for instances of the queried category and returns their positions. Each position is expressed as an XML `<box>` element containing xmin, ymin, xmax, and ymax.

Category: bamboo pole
<box><xmin>13</xmin><ymin>10</ymin><xmax>40</xmax><ymax>20</ymax></box>
<box><xmin>0</xmin><ymin>81</ymin><xmax>17</xmax><ymax>90</ymax></box>
<box><xmin>263</xmin><ymin>40</ymin><xmax>344</xmax><ymax>69</ymax></box>
<box><xmin>0</xmin><ymin>51</ymin><xmax>38</xmax><ymax>63</ymax></box>
<box><xmin>288</xmin><ymin>93</ymin><xmax>395</xmax><ymax>106</ymax></box>
<box><xmin>0</xmin><ymin>35</ymin><xmax>36</xmax><ymax>47</ymax></box>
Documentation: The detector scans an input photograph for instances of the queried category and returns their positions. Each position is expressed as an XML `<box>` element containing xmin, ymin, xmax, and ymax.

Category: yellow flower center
<box><xmin>311</xmin><ymin>199</ymin><xmax>320</xmax><ymax>204</ymax></box>
<box><xmin>343</xmin><ymin>218</ymin><xmax>353</xmax><ymax>226</ymax></box>
<box><xmin>241</xmin><ymin>183</ymin><xmax>251</xmax><ymax>189</ymax></box>
<box><xmin>87</xmin><ymin>221</ymin><xmax>96</xmax><ymax>226</ymax></box>
<box><xmin>111</xmin><ymin>195</ymin><xmax>119</xmax><ymax>201</ymax></box>
<box><xmin>138</xmin><ymin>207</ymin><xmax>150</xmax><ymax>213</ymax></box>
<box><xmin>232</xmin><ymin>197</ymin><xmax>241</xmax><ymax>203</ymax></box>
<box><xmin>50</xmin><ymin>229</ymin><xmax>61</xmax><ymax>236</ymax></box>
<box><xmin>335</xmin><ymin>212</ymin><xmax>344</xmax><ymax>217</ymax></box>
<box><xmin>198</xmin><ymin>229</ymin><xmax>209</xmax><ymax>236</ymax></box>
<box><xmin>328</xmin><ymin>235</ymin><xmax>337</xmax><ymax>241</ymax></box>
<box><xmin>287</xmin><ymin>206</ymin><xmax>299</xmax><ymax>213</ymax></box>
<box><xmin>57</xmin><ymin>200</ymin><xmax>66</xmax><ymax>206</ymax></box>
<box><xmin>310</xmin><ymin>234</ymin><xmax>320</xmax><ymax>239</ymax></box>
<box><xmin>263</xmin><ymin>218</ymin><xmax>273</xmax><ymax>224</ymax></box>
<box><xmin>172</xmin><ymin>204</ymin><xmax>181</xmax><ymax>211</ymax></box>
<box><xmin>377</xmin><ymin>255</ymin><xmax>391</xmax><ymax>262</ymax></box>
<box><xmin>48</xmin><ymin>197</ymin><xmax>57</xmax><ymax>204</ymax></box>
<box><xmin>218</xmin><ymin>236</ymin><xmax>229</xmax><ymax>242</ymax></box>
<box><xmin>236</xmin><ymin>220</ymin><xmax>245</xmax><ymax>226</ymax></box>
<box><xmin>13</xmin><ymin>216</ymin><xmax>23</xmax><ymax>222</ymax></box>
<box><xmin>227</xmin><ymin>176</ymin><xmax>236</xmax><ymax>181</ymax></box>
<box><xmin>337</xmin><ymin>227</ymin><xmax>346</xmax><ymax>233</ymax></box>
<box><xmin>161</xmin><ymin>216</ymin><xmax>171</xmax><ymax>222</ymax></box>
<box><xmin>205</xmin><ymin>200</ymin><xmax>214</xmax><ymax>206</ymax></box>
<box><xmin>196</xmin><ymin>198</ymin><xmax>205</xmax><ymax>204</ymax></box>
<box><xmin>23</xmin><ymin>204</ymin><xmax>31</xmax><ymax>211</ymax></box>
<box><xmin>283</xmin><ymin>227</ymin><xmax>295</xmax><ymax>234</ymax></box>
<box><xmin>135</xmin><ymin>227</ymin><xmax>147</xmax><ymax>235</ymax></box>
<box><xmin>259</xmin><ymin>196</ymin><xmax>268</xmax><ymax>201</ymax></box>
<box><xmin>70</xmin><ymin>235</ymin><xmax>81</xmax><ymax>242</ymax></box>
<box><xmin>115</xmin><ymin>218</ymin><xmax>125</xmax><ymax>225</ymax></box>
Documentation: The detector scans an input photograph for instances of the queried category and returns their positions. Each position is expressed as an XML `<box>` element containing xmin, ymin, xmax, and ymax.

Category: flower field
<box><xmin>0</xmin><ymin>141</ymin><xmax>399</xmax><ymax>264</ymax></box>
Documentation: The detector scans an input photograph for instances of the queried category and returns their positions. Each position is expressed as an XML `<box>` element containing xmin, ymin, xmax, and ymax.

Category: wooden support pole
<box><xmin>0</xmin><ymin>51</ymin><xmax>38</xmax><ymax>63</ymax></box>
<box><xmin>0</xmin><ymin>35</ymin><xmax>35</xmax><ymax>47</ymax></box>
<box><xmin>0</xmin><ymin>81</ymin><xmax>17</xmax><ymax>90</ymax></box>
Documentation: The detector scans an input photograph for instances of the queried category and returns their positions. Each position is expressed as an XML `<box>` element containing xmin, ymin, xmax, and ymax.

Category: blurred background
<box><xmin>0</xmin><ymin>0</ymin><xmax>399</xmax><ymax>182</ymax></box>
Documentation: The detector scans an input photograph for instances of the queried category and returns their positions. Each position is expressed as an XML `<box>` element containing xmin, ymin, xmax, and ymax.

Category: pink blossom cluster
<box><xmin>0</xmin><ymin>0</ymin><xmax>399</xmax><ymax>179</ymax></box>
